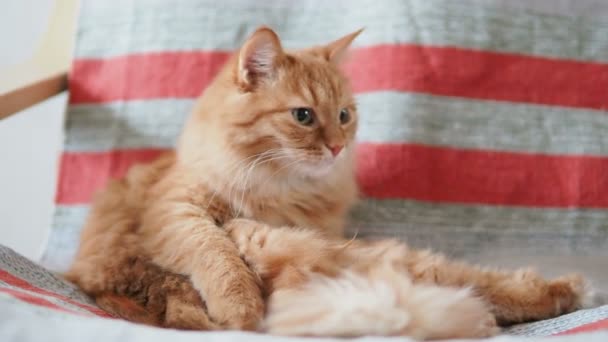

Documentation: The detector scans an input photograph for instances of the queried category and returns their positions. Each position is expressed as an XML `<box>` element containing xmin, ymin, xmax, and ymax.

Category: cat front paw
<box><xmin>215</xmin><ymin>295</ymin><xmax>265</xmax><ymax>330</ymax></box>
<box><xmin>202</xmin><ymin>271</ymin><xmax>265</xmax><ymax>330</ymax></box>
<box><xmin>548</xmin><ymin>273</ymin><xmax>587</xmax><ymax>315</ymax></box>
<box><xmin>225</xmin><ymin>218</ymin><xmax>271</xmax><ymax>254</ymax></box>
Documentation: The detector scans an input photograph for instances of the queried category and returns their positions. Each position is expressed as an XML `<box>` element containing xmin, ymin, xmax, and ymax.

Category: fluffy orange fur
<box><xmin>66</xmin><ymin>27</ymin><xmax>587</xmax><ymax>339</ymax></box>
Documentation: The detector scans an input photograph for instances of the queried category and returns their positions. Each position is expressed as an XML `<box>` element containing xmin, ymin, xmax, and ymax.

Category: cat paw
<box><xmin>548</xmin><ymin>273</ymin><xmax>588</xmax><ymax>314</ymax></box>
<box><xmin>217</xmin><ymin>301</ymin><xmax>264</xmax><ymax>330</ymax></box>
<box><xmin>205</xmin><ymin>279</ymin><xmax>265</xmax><ymax>330</ymax></box>
<box><xmin>225</xmin><ymin>218</ymin><xmax>271</xmax><ymax>254</ymax></box>
<box><xmin>164</xmin><ymin>298</ymin><xmax>220</xmax><ymax>330</ymax></box>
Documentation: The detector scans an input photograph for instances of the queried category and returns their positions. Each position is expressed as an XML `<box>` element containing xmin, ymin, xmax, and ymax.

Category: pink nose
<box><xmin>327</xmin><ymin>144</ymin><xmax>344</xmax><ymax>157</ymax></box>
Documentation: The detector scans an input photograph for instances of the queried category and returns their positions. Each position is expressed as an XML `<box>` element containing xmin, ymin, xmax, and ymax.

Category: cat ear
<box><xmin>237</xmin><ymin>27</ymin><xmax>284</xmax><ymax>89</ymax></box>
<box><xmin>323</xmin><ymin>28</ymin><xmax>364</xmax><ymax>64</ymax></box>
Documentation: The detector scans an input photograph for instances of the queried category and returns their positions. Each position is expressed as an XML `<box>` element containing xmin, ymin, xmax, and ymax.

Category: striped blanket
<box><xmin>5</xmin><ymin>0</ymin><xmax>606</xmax><ymax>340</ymax></box>
<box><xmin>43</xmin><ymin>0</ymin><xmax>608</xmax><ymax>271</ymax></box>
<box><xmin>1</xmin><ymin>245</ymin><xmax>608</xmax><ymax>340</ymax></box>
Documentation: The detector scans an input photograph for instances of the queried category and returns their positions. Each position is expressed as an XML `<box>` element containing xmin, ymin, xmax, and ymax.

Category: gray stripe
<box><xmin>347</xmin><ymin>199</ymin><xmax>608</xmax><ymax>259</ymax></box>
<box><xmin>65</xmin><ymin>100</ymin><xmax>192</xmax><ymax>151</ymax></box>
<box><xmin>76</xmin><ymin>0</ymin><xmax>608</xmax><ymax>61</ymax></box>
<box><xmin>357</xmin><ymin>92</ymin><xmax>608</xmax><ymax>155</ymax></box>
<box><xmin>43</xmin><ymin>201</ymin><xmax>608</xmax><ymax>272</ymax></box>
<box><xmin>65</xmin><ymin>93</ymin><xmax>608</xmax><ymax>155</ymax></box>
<box><xmin>486</xmin><ymin>0</ymin><xmax>608</xmax><ymax>19</ymax></box>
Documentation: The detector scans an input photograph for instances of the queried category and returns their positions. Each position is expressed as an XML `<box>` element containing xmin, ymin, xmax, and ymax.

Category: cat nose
<box><xmin>326</xmin><ymin>144</ymin><xmax>344</xmax><ymax>157</ymax></box>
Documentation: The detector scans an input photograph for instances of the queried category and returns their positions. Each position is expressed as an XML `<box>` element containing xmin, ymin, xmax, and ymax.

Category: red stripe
<box><xmin>69</xmin><ymin>45</ymin><xmax>608</xmax><ymax>109</ymax></box>
<box><xmin>356</xmin><ymin>143</ymin><xmax>608</xmax><ymax>207</ymax></box>
<box><xmin>70</xmin><ymin>51</ymin><xmax>230</xmax><ymax>104</ymax></box>
<box><xmin>0</xmin><ymin>287</ymin><xmax>82</xmax><ymax>315</ymax></box>
<box><xmin>56</xmin><ymin>148</ymin><xmax>166</xmax><ymax>204</ymax></box>
<box><xmin>55</xmin><ymin>144</ymin><xmax>608</xmax><ymax>208</ymax></box>
<box><xmin>557</xmin><ymin>318</ymin><xmax>608</xmax><ymax>335</ymax></box>
<box><xmin>0</xmin><ymin>270</ymin><xmax>112</xmax><ymax>317</ymax></box>
<box><xmin>351</xmin><ymin>45</ymin><xmax>608</xmax><ymax>110</ymax></box>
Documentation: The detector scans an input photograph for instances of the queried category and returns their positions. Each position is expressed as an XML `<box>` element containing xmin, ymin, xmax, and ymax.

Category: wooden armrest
<box><xmin>0</xmin><ymin>0</ymin><xmax>78</xmax><ymax>120</ymax></box>
<box><xmin>0</xmin><ymin>73</ymin><xmax>68</xmax><ymax>120</ymax></box>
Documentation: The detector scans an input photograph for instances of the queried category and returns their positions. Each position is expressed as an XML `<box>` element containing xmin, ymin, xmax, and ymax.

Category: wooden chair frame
<box><xmin>0</xmin><ymin>0</ymin><xmax>78</xmax><ymax>120</ymax></box>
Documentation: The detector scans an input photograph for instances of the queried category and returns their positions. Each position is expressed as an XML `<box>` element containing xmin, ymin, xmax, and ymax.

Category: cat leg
<box><xmin>163</xmin><ymin>295</ymin><xmax>219</xmax><ymax>330</ymax></box>
<box><xmin>226</xmin><ymin>222</ymin><xmax>496</xmax><ymax>339</ymax></box>
<box><xmin>343</xmin><ymin>239</ymin><xmax>585</xmax><ymax>325</ymax></box>
<box><xmin>224</xmin><ymin>218</ymin><xmax>342</xmax><ymax>292</ymax></box>
<box><xmin>141</xmin><ymin>204</ymin><xmax>264</xmax><ymax>330</ymax></box>
<box><xmin>403</xmin><ymin>248</ymin><xmax>586</xmax><ymax>325</ymax></box>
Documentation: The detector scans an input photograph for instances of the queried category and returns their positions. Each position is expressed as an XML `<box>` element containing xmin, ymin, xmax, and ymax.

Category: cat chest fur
<box><xmin>219</xmin><ymin>181</ymin><xmax>353</xmax><ymax>238</ymax></box>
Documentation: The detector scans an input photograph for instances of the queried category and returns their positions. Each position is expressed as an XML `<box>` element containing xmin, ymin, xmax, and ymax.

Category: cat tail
<box><xmin>262</xmin><ymin>271</ymin><xmax>497</xmax><ymax>339</ymax></box>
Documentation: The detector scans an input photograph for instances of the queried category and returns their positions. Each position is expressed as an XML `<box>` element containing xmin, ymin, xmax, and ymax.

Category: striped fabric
<box><xmin>42</xmin><ymin>0</ymin><xmax>608</xmax><ymax>275</ymax></box>
<box><xmin>2</xmin><ymin>245</ymin><xmax>608</xmax><ymax>339</ymax></box>
<box><xmin>0</xmin><ymin>246</ymin><xmax>111</xmax><ymax>319</ymax></box>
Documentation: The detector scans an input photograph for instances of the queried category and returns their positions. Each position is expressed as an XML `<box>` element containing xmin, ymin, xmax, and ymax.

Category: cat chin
<box><xmin>295</xmin><ymin>157</ymin><xmax>337</xmax><ymax>178</ymax></box>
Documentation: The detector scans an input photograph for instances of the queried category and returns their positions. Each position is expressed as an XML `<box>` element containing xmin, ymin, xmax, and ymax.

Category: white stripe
<box><xmin>65</xmin><ymin>100</ymin><xmax>191</xmax><ymax>151</ymax></box>
<box><xmin>348</xmin><ymin>199</ymin><xmax>608</xmax><ymax>260</ymax></box>
<box><xmin>486</xmin><ymin>0</ymin><xmax>608</xmax><ymax>18</ymax></box>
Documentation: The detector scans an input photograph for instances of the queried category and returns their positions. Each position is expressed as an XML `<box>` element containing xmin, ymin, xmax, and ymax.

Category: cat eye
<box><xmin>339</xmin><ymin>108</ymin><xmax>350</xmax><ymax>124</ymax></box>
<box><xmin>292</xmin><ymin>107</ymin><xmax>315</xmax><ymax>126</ymax></box>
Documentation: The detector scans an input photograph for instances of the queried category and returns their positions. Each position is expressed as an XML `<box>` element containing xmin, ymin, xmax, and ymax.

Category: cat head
<box><xmin>181</xmin><ymin>27</ymin><xmax>362</xmax><ymax>179</ymax></box>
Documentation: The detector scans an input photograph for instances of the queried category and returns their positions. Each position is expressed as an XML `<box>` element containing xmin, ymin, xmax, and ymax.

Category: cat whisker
<box><xmin>233</xmin><ymin>151</ymin><xmax>292</xmax><ymax>218</ymax></box>
<box><xmin>205</xmin><ymin>149</ymin><xmax>282</xmax><ymax>211</ymax></box>
<box><xmin>205</xmin><ymin>153</ymin><xmax>261</xmax><ymax>211</ymax></box>
<box><xmin>257</xmin><ymin>156</ymin><xmax>305</xmax><ymax>195</ymax></box>
<box><xmin>228</xmin><ymin>152</ymin><xmax>278</xmax><ymax>217</ymax></box>
<box><xmin>232</xmin><ymin>153</ymin><xmax>271</xmax><ymax>217</ymax></box>
<box><xmin>227</xmin><ymin>150</ymin><xmax>285</xmax><ymax>215</ymax></box>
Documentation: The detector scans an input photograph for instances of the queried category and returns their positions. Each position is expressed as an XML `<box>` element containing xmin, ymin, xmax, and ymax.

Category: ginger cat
<box><xmin>66</xmin><ymin>27</ymin><xmax>587</xmax><ymax>339</ymax></box>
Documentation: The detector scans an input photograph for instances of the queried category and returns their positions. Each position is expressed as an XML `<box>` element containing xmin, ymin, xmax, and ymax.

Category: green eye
<box><xmin>292</xmin><ymin>107</ymin><xmax>314</xmax><ymax>126</ymax></box>
<box><xmin>339</xmin><ymin>108</ymin><xmax>350</xmax><ymax>124</ymax></box>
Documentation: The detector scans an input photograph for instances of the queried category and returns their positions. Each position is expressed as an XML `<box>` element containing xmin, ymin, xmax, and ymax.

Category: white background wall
<box><xmin>0</xmin><ymin>0</ymin><xmax>66</xmax><ymax>261</ymax></box>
